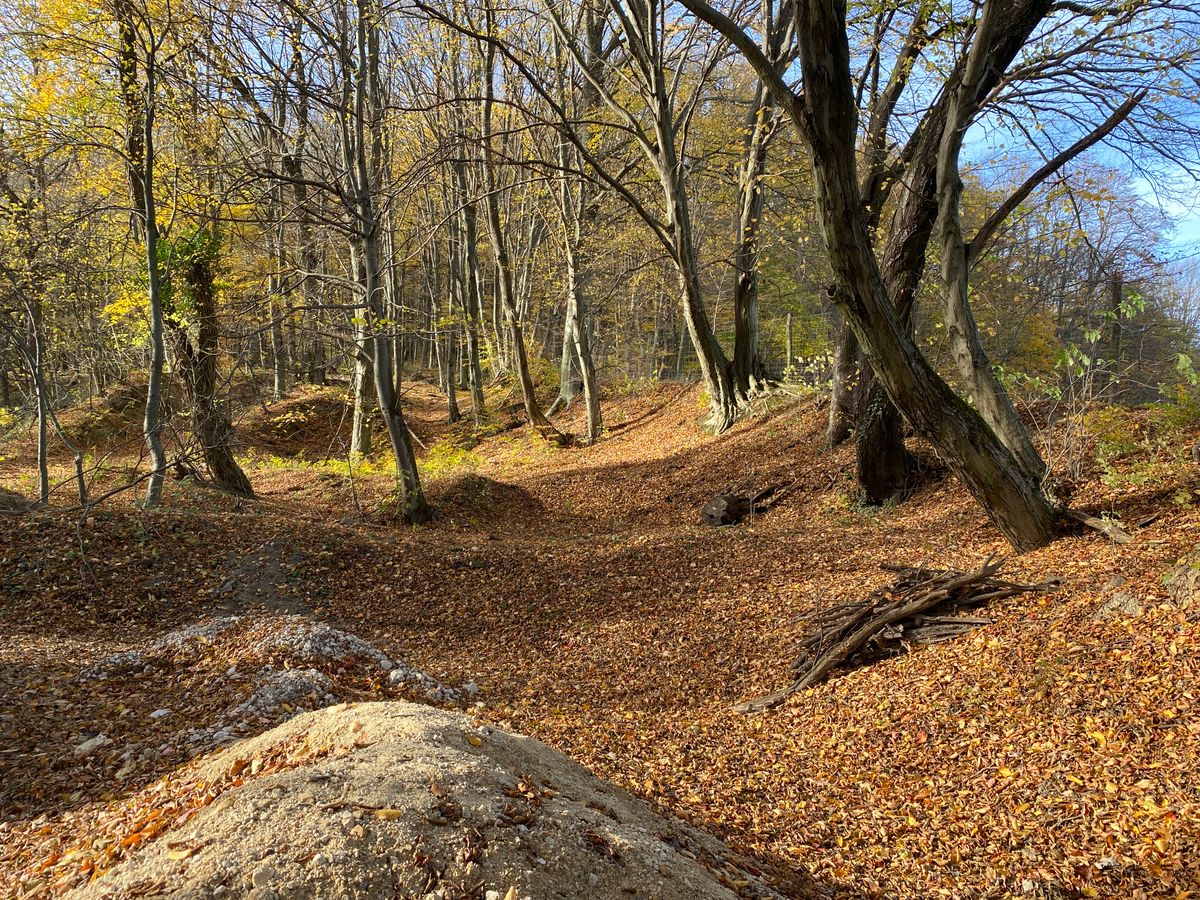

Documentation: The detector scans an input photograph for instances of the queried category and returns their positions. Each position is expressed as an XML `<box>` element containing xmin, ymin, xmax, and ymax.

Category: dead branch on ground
<box><xmin>735</xmin><ymin>557</ymin><xmax>1059</xmax><ymax>713</ymax></box>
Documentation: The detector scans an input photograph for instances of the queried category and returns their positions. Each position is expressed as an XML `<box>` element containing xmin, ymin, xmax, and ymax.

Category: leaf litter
<box><xmin>0</xmin><ymin>381</ymin><xmax>1197</xmax><ymax>898</ymax></box>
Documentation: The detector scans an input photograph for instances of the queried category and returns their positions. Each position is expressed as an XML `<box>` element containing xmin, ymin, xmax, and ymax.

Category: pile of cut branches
<box><xmin>736</xmin><ymin>557</ymin><xmax>1058</xmax><ymax>713</ymax></box>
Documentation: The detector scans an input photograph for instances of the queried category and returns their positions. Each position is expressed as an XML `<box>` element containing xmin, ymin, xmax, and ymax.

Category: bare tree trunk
<box><xmin>112</xmin><ymin>0</ymin><xmax>165</xmax><ymax>505</ymax></box>
<box><xmin>141</xmin><ymin>56</ymin><xmax>166</xmax><ymax>508</ymax></box>
<box><xmin>168</xmin><ymin>234</ymin><xmax>254</xmax><ymax>496</ymax></box>
<box><xmin>457</xmin><ymin>177</ymin><xmax>487</xmax><ymax>419</ymax></box>
<box><xmin>550</xmin><ymin>311</ymin><xmax>579</xmax><ymax>412</ymax></box>
<box><xmin>827</xmin><ymin>311</ymin><xmax>856</xmax><ymax>447</ymax></box>
<box><xmin>479</xmin><ymin>27</ymin><xmax>559</xmax><ymax>437</ymax></box>
<box><xmin>29</xmin><ymin>299</ymin><xmax>49</xmax><ymax>504</ymax></box>
<box><xmin>562</xmin><ymin>238</ymin><xmax>601</xmax><ymax>442</ymax></box>
<box><xmin>731</xmin><ymin>81</ymin><xmax>779</xmax><ymax>395</ymax></box>
<box><xmin>785</xmin><ymin>312</ymin><xmax>793</xmax><ymax>371</ymax></box>
<box><xmin>350</xmin><ymin>247</ymin><xmax>374</xmax><ymax>457</ymax></box>
<box><xmin>654</xmin><ymin>114</ymin><xmax>740</xmax><ymax>432</ymax></box>
<box><xmin>1105</xmin><ymin>270</ymin><xmax>1123</xmax><ymax>399</ymax></box>
<box><xmin>347</xmin><ymin>0</ymin><xmax>429</xmax><ymax>520</ymax></box>
<box><xmin>785</xmin><ymin>0</ymin><xmax>1058</xmax><ymax>550</ymax></box>
<box><xmin>445</xmin><ymin>327</ymin><xmax>461</xmax><ymax>423</ymax></box>
<box><xmin>935</xmin><ymin>0</ymin><xmax>1045</xmax><ymax>481</ymax></box>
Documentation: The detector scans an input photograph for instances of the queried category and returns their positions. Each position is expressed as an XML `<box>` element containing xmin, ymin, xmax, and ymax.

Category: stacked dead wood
<box><xmin>735</xmin><ymin>557</ymin><xmax>1058</xmax><ymax>713</ymax></box>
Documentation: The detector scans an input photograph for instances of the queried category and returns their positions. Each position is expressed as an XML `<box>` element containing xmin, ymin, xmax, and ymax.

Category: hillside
<box><xmin>1</xmin><ymin>380</ymin><xmax>1198</xmax><ymax>898</ymax></box>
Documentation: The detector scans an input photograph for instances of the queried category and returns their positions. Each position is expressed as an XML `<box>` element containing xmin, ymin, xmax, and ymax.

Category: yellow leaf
<box><xmin>375</xmin><ymin>809</ymin><xmax>404</xmax><ymax>820</ymax></box>
<box><xmin>998</xmin><ymin>767</ymin><xmax>1015</xmax><ymax>778</ymax></box>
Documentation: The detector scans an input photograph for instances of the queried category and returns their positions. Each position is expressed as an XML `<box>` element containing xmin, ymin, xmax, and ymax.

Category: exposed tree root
<box><xmin>1063</xmin><ymin>508</ymin><xmax>1133</xmax><ymax>544</ymax></box>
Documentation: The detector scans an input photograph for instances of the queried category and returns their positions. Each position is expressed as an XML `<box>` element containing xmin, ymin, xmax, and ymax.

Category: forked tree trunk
<box><xmin>788</xmin><ymin>0</ymin><xmax>1057</xmax><ymax>551</ymax></box>
<box><xmin>545</xmin><ymin>23</ymin><xmax>601</xmax><ymax>441</ymax></box>
<box><xmin>347</xmin><ymin>0</ymin><xmax>430</xmax><ymax>522</ymax></box>
<box><xmin>935</xmin><ymin>0</ymin><xmax>1046</xmax><ymax>482</ymax></box>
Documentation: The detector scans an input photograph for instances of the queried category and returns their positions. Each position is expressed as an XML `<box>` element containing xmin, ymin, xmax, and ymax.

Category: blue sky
<box><xmin>1170</xmin><ymin>212</ymin><xmax>1200</xmax><ymax>252</ymax></box>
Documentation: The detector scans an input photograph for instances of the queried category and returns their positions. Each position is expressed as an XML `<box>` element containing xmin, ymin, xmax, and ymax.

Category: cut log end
<box><xmin>700</xmin><ymin>494</ymin><xmax>753</xmax><ymax>527</ymax></box>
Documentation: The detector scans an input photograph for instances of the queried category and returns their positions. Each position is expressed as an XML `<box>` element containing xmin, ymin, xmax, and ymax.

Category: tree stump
<box><xmin>700</xmin><ymin>494</ymin><xmax>752</xmax><ymax>526</ymax></box>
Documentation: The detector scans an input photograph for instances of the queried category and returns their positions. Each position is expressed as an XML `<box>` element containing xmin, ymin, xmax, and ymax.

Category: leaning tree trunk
<box><xmin>479</xmin><ymin>33</ymin><xmax>559</xmax><ymax>438</ymax></box>
<box><xmin>653</xmin><ymin>113</ymin><xmax>741</xmax><ymax>433</ymax></box>
<box><xmin>934</xmin><ymin>2</ymin><xmax>1046</xmax><ymax>482</ymax></box>
<box><xmin>790</xmin><ymin>0</ymin><xmax>1057</xmax><ymax>551</ymax></box>
<box><xmin>347</xmin><ymin>0</ymin><xmax>430</xmax><ymax>522</ymax></box>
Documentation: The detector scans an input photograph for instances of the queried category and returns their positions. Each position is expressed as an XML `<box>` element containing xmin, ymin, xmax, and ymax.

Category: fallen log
<box><xmin>734</xmin><ymin>557</ymin><xmax>1059</xmax><ymax>713</ymax></box>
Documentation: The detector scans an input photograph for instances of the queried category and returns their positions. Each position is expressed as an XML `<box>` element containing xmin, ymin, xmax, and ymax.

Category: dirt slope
<box><xmin>2</xmin><ymin>379</ymin><xmax>1199</xmax><ymax>898</ymax></box>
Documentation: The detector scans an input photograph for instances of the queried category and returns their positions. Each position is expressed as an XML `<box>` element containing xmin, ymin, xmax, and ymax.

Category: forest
<box><xmin>1</xmin><ymin>0</ymin><xmax>1199</xmax><ymax>897</ymax></box>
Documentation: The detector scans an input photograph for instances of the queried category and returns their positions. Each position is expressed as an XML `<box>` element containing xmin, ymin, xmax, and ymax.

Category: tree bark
<box><xmin>935</xmin><ymin>0</ymin><xmax>1046</xmax><ymax>481</ymax></box>
<box><xmin>787</xmin><ymin>0</ymin><xmax>1057</xmax><ymax>550</ymax></box>
<box><xmin>479</xmin><ymin>25</ymin><xmax>560</xmax><ymax>438</ymax></box>
<box><xmin>347</xmin><ymin>0</ymin><xmax>430</xmax><ymax>521</ymax></box>
<box><xmin>141</xmin><ymin>56</ymin><xmax>166</xmax><ymax>508</ymax></box>
<box><xmin>827</xmin><ymin>310</ymin><xmax>857</xmax><ymax>447</ymax></box>
<box><xmin>167</xmin><ymin>234</ymin><xmax>254</xmax><ymax>496</ymax></box>
<box><xmin>731</xmin><ymin>82</ymin><xmax>778</xmax><ymax>396</ymax></box>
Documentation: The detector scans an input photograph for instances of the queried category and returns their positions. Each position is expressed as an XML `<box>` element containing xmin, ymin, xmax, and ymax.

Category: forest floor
<box><xmin>1</xmin><ymin>377</ymin><xmax>1198</xmax><ymax>899</ymax></box>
